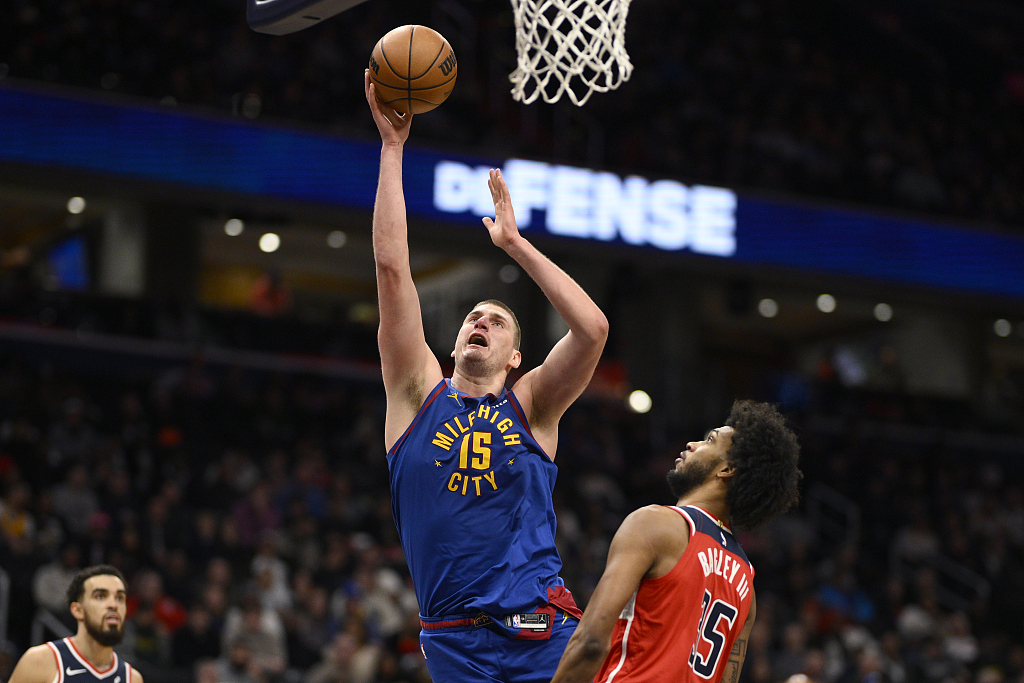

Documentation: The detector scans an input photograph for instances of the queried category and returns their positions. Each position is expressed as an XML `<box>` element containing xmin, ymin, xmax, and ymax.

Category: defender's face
<box><xmin>453</xmin><ymin>304</ymin><xmax>520</xmax><ymax>372</ymax></box>
<box><xmin>675</xmin><ymin>426</ymin><xmax>735</xmax><ymax>474</ymax></box>
<box><xmin>76</xmin><ymin>575</ymin><xmax>127</xmax><ymax>641</ymax></box>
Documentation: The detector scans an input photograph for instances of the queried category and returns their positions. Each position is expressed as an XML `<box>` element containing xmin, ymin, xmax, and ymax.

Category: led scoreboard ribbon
<box><xmin>1</xmin><ymin>83</ymin><xmax>1023</xmax><ymax>301</ymax></box>
<box><xmin>245</xmin><ymin>0</ymin><xmax>370</xmax><ymax>35</ymax></box>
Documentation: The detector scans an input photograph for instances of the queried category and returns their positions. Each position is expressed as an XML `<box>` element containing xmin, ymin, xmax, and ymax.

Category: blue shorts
<box><xmin>419</xmin><ymin>610</ymin><xmax>579</xmax><ymax>682</ymax></box>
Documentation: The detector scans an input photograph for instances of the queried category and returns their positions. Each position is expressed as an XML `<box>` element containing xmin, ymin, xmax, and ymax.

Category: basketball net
<box><xmin>509</xmin><ymin>0</ymin><xmax>633</xmax><ymax>106</ymax></box>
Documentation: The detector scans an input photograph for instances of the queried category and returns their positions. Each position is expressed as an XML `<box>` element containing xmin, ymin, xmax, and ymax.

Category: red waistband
<box><xmin>419</xmin><ymin>588</ymin><xmax>581</xmax><ymax>635</ymax></box>
<box><xmin>419</xmin><ymin>613</ymin><xmax>493</xmax><ymax>630</ymax></box>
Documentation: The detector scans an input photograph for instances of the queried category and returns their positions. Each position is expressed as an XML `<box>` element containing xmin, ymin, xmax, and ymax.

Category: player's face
<box><xmin>678</xmin><ymin>426</ymin><xmax>734</xmax><ymax>466</ymax></box>
<box><xmin>667</xmin><ymin>426</ymin><xmax>735</xmax><ymax>498</ymax></box>
<box><xmin>452</xmin><ymin>304</ymin><xmax>520</xmax><ymax>375</ymax></box>
<box><xmin>75</xmin><ymin>575</ymin><xmax>127</xmax><ymax>647</ymax></box>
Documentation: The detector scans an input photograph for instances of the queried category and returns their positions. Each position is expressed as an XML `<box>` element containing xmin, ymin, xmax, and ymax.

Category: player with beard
<box><xmin>366</xmin><ymin>73</ymin><xmax>608</xmax><ymax>682</ymax></box>
<box><xmin>550</xmin><ymin>401</ymin><xmax>802</xmax><ymax>683</ymax></box>
<box><xmin>9</xmin><ymin>565</ymin><xmax>142</xmax><ymax>683</ymax></box>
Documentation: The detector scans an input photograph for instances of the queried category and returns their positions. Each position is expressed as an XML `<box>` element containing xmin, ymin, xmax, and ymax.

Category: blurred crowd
<box><xmin>1</xmin><ymin>0</ymin><xmax>1022</xmax><ymax>229</ymax></box>
<box><xmin>0</xmin><ymin>317</ymin><xmax>1021</xmax><ymax>683</ymax></box>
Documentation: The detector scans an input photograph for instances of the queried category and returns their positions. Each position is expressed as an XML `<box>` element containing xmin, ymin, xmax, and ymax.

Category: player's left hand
<box><xmin>482</xmin><ymin>169</ymin><xmax>520</xmax><ymax>250</ymax></box>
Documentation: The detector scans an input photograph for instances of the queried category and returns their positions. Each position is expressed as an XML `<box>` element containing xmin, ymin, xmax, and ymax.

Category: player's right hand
<box><xmin>365</xmin><ymin>70</ymin><xmax>412</xmax><ymax>145</ymax></box>
<box><xmin>482</xmin><ymin>168</ymin><xmax>521</xmax><ymax>251</ymax></box>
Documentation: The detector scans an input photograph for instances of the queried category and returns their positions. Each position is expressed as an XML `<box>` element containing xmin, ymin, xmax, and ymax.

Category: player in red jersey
<box><xmin>550</xmin><ymin>400</ymin><xmax>801</xmax><ymax>683</ymax></box>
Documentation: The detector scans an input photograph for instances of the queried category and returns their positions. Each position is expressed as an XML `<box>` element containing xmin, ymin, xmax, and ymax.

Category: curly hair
<box><xmin>66</xmin><ymin>565</ymin><xmax>127</xmax><ymax>607</ymax></box>
<box><xmin>724</xmin><ymin>400</ymin><xmax>802</xmax><ymax>530</ymax></box>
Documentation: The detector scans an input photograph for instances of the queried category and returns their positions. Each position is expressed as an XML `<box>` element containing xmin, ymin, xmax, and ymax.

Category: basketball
<box><xmin>369</xmin><ymin>25</ymin><xmax>457</xmax><ymax>115</ymax></box>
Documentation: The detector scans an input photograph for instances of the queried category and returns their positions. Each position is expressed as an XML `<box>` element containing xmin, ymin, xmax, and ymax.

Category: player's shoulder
<box><xmin>623</xmin><ymin>504</ymin><xmax>689</xmax><ymax>523</ymax></box>
<box><xmin>9</xmin><ymin>643</ymin><xmax>58</xmax><ymax>683</ymax></box>
<box><xmin>620</xmin><ymin>505</ymin><xmax>692</xmax><ymax>542</ymax></box>
<box><xmin>629</xmin><ymin>504</ymin><xmax>684</xmax><ymax>519</ymax></box>
<box><xmin>129</xmin><ymin>663</ymin><xmax>145</xmax><ymax>683</ymax></box>
<box><xmin>19</xmin><ymin>643</ymin><xmax>58</xmax><ymax>666</ymax></box>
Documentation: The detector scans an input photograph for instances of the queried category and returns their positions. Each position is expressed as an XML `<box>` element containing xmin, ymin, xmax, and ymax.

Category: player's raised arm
<box><xmin>7</xmin><ymin>645</ymin><xmax>57</xmax><ymax>683</ymax></box>
<box><xmin>365</xmin><ymin>70</ymin><xmax>443</xmax><ymax>450</ymax></box>
<box><xmin>484</xmin><ymin>169</ymin><xmax>608</xmax><ymax>447</ymax></box>
<box><xmin>549</xmin><ymin>506</ymin><xmax>675</xmax><ymax>683</ymax></box>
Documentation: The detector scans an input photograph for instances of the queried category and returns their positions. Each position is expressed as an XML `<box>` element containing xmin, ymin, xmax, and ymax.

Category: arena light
<box><xmin>874</xmin><ymin>303</ymin><xmax>893</xmax><ymax>322</ymax></box>
<box><xmin>499</xmin><ymin>265</ymin><xmax>520</xmax><ymax>283</ymax></box>
<box><xmin>259</xmin><ymin>232</ymin><xmax>281</xmax><ymax>253</ymax></box>
<box><xmin>66</xmin><ymin>197</ymin><xmax>85</xmax><ymax>214</ymax></box>
<box><xmin>994</xmin><ymin>319</ymin><xmax>1012</xmax><ymax>337</ymax></box>
<box><xmin>327</xmin><ymin>230</ymin><xmax>347</xmax><ymax>248</ymax></box>
<box><xmin>628</xmin><ymin>390</ymin><xmax>652</xmax><ymax>414</ymax></box>
<box><xmin>816</xmin><ymin>294</ymin><xmax>836</xmax><ymax>313</ymax></box>
<box><xmin>757</xmin><ymin>298</ymin><xmax>778</xmax><ymax>318</ymax></box>
<box><xmin>224</xmin><ymin>218</ymin><xmax>244</xmax><ymax>236</ymax></box>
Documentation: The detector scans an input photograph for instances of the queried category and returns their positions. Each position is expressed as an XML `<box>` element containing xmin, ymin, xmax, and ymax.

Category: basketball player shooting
<box><xmin>550</xmin><ymin>401</ymin><xmax>802</xmax><ymax>683</ymax></box>
<box><xmin>365</xmin><ymin>71</ymin><xmax>609</xmax><ymax>682</ymax></box>
<box><xmin>8</xmin><ymin>565</ymin><xmax>141</xmax><ymax>683</ymax></box>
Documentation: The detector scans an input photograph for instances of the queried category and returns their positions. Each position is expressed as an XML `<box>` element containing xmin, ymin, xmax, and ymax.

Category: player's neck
<box><xmin>70</xmin><ymin>633</ymin><xmax>115</xmax><ymax>670</ymax></box>
<box><xmin>450</xmin><ymin>370</ymin><xmax>507</xmax><ymax>397</ymax></box>
<box><xmin>677</xmin><ymin>491</ymin><xmax>730</xmax><ymax>528</ymax></box>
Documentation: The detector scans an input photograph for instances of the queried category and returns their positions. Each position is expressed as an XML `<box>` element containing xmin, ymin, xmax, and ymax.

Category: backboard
<box><xmin>246</xmin><ymin>0</ymin><xmax>370</xmax><ymax>35</ymax></box>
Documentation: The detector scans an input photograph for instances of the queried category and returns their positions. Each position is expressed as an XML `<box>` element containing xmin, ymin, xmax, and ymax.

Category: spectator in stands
<box><xmin>163</xmin><ymin>548</ymin><xmax>197</xmax><ymax>606</ymax></box>
<box><xmin>211</xmin><ymin>637</ymin><xmax>263</xmax><ymax>683</ymax></box>
<box><xmin>31</xmin><ymin>543</ymin><xmax>81</xmax><ymax>629</ymax></box>
<box><xmin>127</xmin><ymin>569</ymin><xmax>188</xmax><ymax>635</ymax></box>
<box><xmin>232</xmin><ymin>481</ymin><xmax>281</xmax><ymax>548</ymax></box>
<box><xmin>47</xmin><ymin>398</ymin><xmax>99</xmax><ymax>470</ymax></box>
<box><xmin>774</xmin><ymin>622</ymin><xmax>813</xmax><ymax>682</ymax></box>
<box><xmin>186</xmin><ymin>510</ymin><xmax>227</xmax><ymax>571</ymax></box>
<box><xmin>170</xmin><ymin>604</ymin><xmax>222</xmax><ymax>680</ymax></box>
<box><xmin>304</xmin><ymin>631</ymin><xmax>357</xmax><ymax>683</ymax></box>
<box><xmin>108</xmin><ymin>523</ymin><xmax>147</xmax><ymax>580</ymax></box>
<box><xmin>50</xmin><ymin>464</ymin><xmax>99</xmax><ymax>538</ymax></box>
<box><xmin>221</xmin><ymin>593</ymin><xmax>287</xmax><ymax>679</ymax></box>
<box><xmin>0</xmin><ymin>481</ymin><xmax>35</xmax><ymax>551</ymax></box>
<box><xmin>284</xmin><ymin>584</ymin><xmax>336</xmax><ymax>671</ymax></box>
<box><xmin>80</xmin><ymin>511</ymin><xmax>114</xmax><ymax>567</ymax></box>
<box><xmin>119</xmin><ymin>604</ymin><xmax>169</xmax><ymax>672</ymax></box>
<box><xmin>251</xmin><ymin>533</ymin><xmax>291</xmax><ymax>614</ymax></box>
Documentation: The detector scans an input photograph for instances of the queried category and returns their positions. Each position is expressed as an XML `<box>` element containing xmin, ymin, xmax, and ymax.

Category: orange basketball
<box><xmin>369</xmin><ymin>25</ymin><xmax>457</xmax><ymax>115</ymax></box>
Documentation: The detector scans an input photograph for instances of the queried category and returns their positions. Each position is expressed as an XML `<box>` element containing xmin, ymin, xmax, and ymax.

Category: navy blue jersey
<box><xmin>388</xmin><ymin>379</ymin><xmax>569</xmax><ymax>618</ymax></box>
<box><xmin>46</xmin><ymin>638</ymin><xmax>133</xmax><ymax>683</ymax></box>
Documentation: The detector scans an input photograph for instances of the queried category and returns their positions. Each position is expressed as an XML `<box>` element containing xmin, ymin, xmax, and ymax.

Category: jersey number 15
<box><xmin>688</xmin><ymin>590</ymin><xmax>738</xmax><ymax>679</ymax></box>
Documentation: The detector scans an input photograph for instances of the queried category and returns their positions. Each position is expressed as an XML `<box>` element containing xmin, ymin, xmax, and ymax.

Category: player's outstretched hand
<box><xmin>365</xmin><ymin>69</ymin><xmax>412</xmax><ymax>145</ymax></box>
<box><xmin>482</xmin><ymin>169</ymin><xmax>520</xmax><ymax>250</ymax></box>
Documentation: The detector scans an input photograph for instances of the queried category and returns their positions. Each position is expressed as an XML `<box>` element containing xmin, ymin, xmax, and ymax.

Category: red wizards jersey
<box><xmin>595</xmin><ymin>505</ymin><xmax>754</xmax><ymax>683</ymax></box>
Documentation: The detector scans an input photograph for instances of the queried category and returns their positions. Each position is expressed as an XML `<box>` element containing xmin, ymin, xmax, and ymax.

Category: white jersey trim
<box><xmin>669</xmin><ymin>505</ymin><xmax>698</xmax><ymax>538</ymax></box>
<box><xmin>602</xmin><ymin>590</ymin><xmax>638</xmax><ymax>683</ymax></box>
<box><xmin>685</xmin><ymin>505</ymin><xmax>732</xmax><ymax>534</ymax></box>
<box><xmin>46</xmin><ymin>642</ymin><xmax>63</xmax><ymax>683</ymax></box>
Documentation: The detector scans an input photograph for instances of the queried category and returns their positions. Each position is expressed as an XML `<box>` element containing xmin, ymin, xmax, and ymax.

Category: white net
<box><xmin>509</xmin><ymin>0</ymin><xmax>634</xmax><ymax>106</ymax></box>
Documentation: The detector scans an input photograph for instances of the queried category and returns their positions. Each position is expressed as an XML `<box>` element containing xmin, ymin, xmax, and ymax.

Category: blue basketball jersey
<box><xmin>46</xmin><ymin>638</ymin><xmax>133</xmax><ymax>683</ymax></box>
<box><xmin>388</xmin><ymin>378</ymin><xmax>568</xmax><ymax>618</ymax></box>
